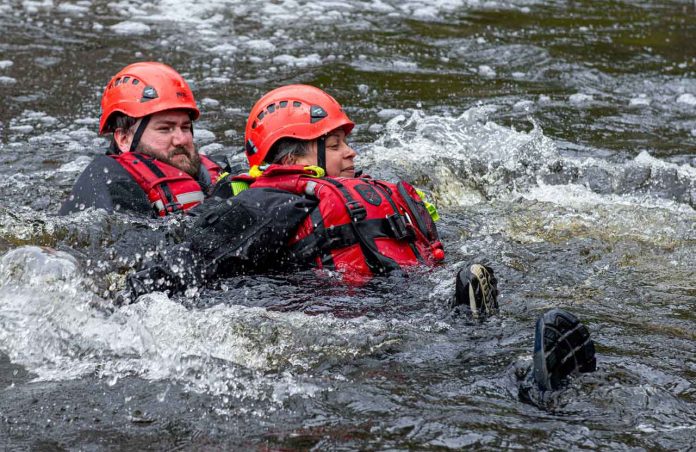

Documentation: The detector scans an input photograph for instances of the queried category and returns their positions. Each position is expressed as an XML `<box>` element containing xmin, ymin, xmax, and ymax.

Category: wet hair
<box><xmin>266</xmin><ymin>138</ymin><xmax>310</xmax><ymax>164</ymax></box>
<box><xmin>107</xmin><ymin>113</ymin><xmax>139</xmax><ymax>154</ymax></box>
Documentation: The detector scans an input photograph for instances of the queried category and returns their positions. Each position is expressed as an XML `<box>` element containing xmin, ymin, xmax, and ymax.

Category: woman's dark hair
<box><xmin>266</xmin><ymin>138</ymin><xmax>310</xmax><ymax>164</ymax></box>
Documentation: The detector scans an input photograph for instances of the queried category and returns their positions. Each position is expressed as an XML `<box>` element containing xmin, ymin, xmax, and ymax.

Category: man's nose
<box><xmin>172</xmin><ymin>127</ymin><xmax>190</xmax><ymax>145</ymax></box>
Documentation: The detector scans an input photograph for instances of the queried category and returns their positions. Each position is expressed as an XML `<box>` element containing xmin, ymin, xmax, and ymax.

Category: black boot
<box><xmin>532</xmin><ymin>308</ymin><xmax>596</xmax><ymax>391</ymax></box>
<box><xmin>452</xmin><ymin>263</ymin><xmax>498</xmax><ymax>320</ymax></box>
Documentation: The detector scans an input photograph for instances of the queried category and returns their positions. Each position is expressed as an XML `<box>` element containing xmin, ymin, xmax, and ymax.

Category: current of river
<box><xmin>0</xmin><ymin>0</ymin><xmax>695</xmax><ymax>450</ymax></box>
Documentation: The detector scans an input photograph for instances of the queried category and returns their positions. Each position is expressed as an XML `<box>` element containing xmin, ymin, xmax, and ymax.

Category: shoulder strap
<box><xmin>371</xmin><ymin>182</ymin><xmax>425</xmax><ymax>264</ymax></box>
<box><xmin>135</xmin><ymin>155</ymin><xmax>182</xmax><ymax>214</ymax></box>
<box><xmin>320</xmin><ymin>178</ymin><xmax>401</xmax><ymax>274</ymax></box>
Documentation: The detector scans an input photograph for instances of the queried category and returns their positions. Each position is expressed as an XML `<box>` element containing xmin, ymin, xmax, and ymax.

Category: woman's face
<box><xmin>292</xmin><ymin>128</ymin><xmax>357</xmax><ymax>177</ymax></box>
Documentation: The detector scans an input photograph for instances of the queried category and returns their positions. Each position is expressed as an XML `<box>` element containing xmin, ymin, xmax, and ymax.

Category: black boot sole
<box><xmin>533</xmin><ymin>308</ymin><xmax>596</xmax><ymax>391</ymax></box>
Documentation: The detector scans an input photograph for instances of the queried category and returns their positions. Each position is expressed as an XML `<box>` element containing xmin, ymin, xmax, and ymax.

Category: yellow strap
<box><xmin>249</xmin><ymin>165</ymin><xmax>264</xmax><ymax>178</ymax></box>
<box><xmin>216</xmin><ymin>171</ymin><xmax>230</xmax><ymax>183</ymax></box>
<box><xmin>415</xmin><ymin>188</ymin><xmax>440</xmax><ymax>222</ymax></box>
<box><xmin>303</xmin><ymin>165</ymin><xmax>325</xmax><ymax>178</ymax></box>
<box><xmin>424</xmin><ymin>201</ymin><xmax>440</xmax><ymax>222</ymax></box>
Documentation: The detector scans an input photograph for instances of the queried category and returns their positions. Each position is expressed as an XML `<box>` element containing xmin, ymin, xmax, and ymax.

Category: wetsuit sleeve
<box><xmin>58</xmin><ymin>155</ymin><xmax>153</xmax><ymax>216</ymax></box>
<box><xmin>120</xmin><ymin>188</ymin><xmax>317</xmax><ymax>300</ymax></box>
<box><xmin>190</xmin><ymin>187</ymin><xmax>317</xmax><ymax>273</ymax></box>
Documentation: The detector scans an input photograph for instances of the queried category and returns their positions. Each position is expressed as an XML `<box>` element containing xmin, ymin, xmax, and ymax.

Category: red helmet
<box><xmin>244</xmin><ymin>84</ymin><xmax>355</xmax><ymax>167</ymax></box>
<box><xmin>99</xmin><ymin>62</ymin><xmax>200</xmax><ymax>135</ymax></box>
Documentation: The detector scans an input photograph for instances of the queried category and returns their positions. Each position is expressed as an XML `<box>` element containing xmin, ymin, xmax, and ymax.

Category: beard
<box><xmin>138</xmin><ymin>145</ymin><xmax>202</xmax><ymax>177</ymax></box>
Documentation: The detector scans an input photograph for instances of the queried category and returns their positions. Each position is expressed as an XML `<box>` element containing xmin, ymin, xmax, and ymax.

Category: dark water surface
<box><xmin>1</xmin><ymin>0</ymin><xmax>695</xmax><ymax>449</ymax></box>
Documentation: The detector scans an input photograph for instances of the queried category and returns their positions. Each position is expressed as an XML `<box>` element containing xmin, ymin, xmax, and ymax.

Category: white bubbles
<box><xmin>0</xmin><ymin>60</ymin><xmax>13</xmax><ymax>70</ymax></box>
<box><xmin>21</xmin><ymin>0</ymin><xmax>53</xmax><ymax>14</ymax></box>
<box><xmin>210</xmin><ymin>43</ymin><xmax>238</xmax><ymax>55</ymax></box>
<box><xmin>569</xmin><ymin>93</ymin><xmax>593</xmax><ymax>104</ymax></box>
<box><xmin>272</xmin><ymin>53</ymin><xmax>322</xmax><ymax>67</ymax></box>
<box><xmin>0</xmin><ymin>76</ymin><xmax>17</xmax><ymax>86</ymax></box>
<box><xmin>377</xmin><ymin>108</ymin><xmax>406</xmax><ymax>120</ymax></box>
<box><xmin>34</xmin><ymin>56</ymin><xmax>61</xmax><ymax>67</ymax></box>
<box><xmin>56</xmin><ymin>2</ymin><xmax>89</xmax><ymax>15</ymax></box>
<box><xmin>201</xmin><ymin>98</ymin><xmax>220</xmax><ymax>108</ymax></box>
<box><xmin>392</xmin><ymin>60</ymin><xmax>418</xmax><ymax>70</ymax></box>
<box><xmin>521</xmin><ymin>181</ymin><xmax>693</xmax><ymax>214</ymax></box>
<box><xmin>0</xmin><ymin>246</ymin><xmax>79</xmax><ymax>287</ymax></box>
<box><xmin>109</xmin><ymin>21</ymin><xmax>151</xmax><ymax>35</ymax></box>
<box><xmin>676</xmin><ymin>93</ymin><xmax>696</xmax><ymax>106</ymax></box>
<box><xmin>513</xmin><ymin>100</ymin><xmax>535</xmax><ymax>111</ymax></box>
<box><xmin>0</xmin><ymin>273</ymin><xmax>406</xmax><ymax>402</ymax></box>
<box><xmin>57</xmin><ymin>155</ymin><xmax>92</xmax><ymax>173</ymax></box>
<box><xmin>9</xmin><ymin>124</ymin><xmax>33</xmax><ymax>134</ymax></box>
<box><xmin>478</xmin><ymin>65</ymin><xmax>496</xmax><ymax>78</ymax></box>
<box><xmin>359</xmin><ymin>107</ymin><xmax>558</xmax><ymax>206</ymax></box>
<box><xmin>244</xmin><ymin>39</ymin><xmax>277</xmax><ymax>53</ymax></box>
<box><xmin>629</xmin><ymin>94</ymin><xmax>651</xmax><ymax>107</ymax></box>
<box><xmin>68</xmin><ymin>127</ymin><xmax>97</xmax><ymax>139</ymax></box>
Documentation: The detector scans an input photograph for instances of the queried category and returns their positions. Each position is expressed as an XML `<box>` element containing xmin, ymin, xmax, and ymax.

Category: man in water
<box><xmin>121</xmin><ymin>84</ymin><xmax>597</xmax><ymax>401</ymax></box>
<box><xmin>59</xmin><ymin>62</ymin><xmax>225</xmax><ymax>217</ymax></box>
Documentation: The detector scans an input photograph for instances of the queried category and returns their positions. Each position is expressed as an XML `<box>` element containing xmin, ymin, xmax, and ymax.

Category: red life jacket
<box><xmin>251</xmin><ymin>165</ymin><xmax>445</xmax><ymax>284</ymax></box>
<box><xmin>113</xmin><ymin>152</ymin><xmax>222</xmax><ymax>216</ymax></box>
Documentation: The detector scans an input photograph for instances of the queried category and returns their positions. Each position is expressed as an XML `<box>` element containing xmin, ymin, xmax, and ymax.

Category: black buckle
<box><xmin>386</xmin><ymin>214</ymin><xmax>412</xmax><ymax>240</ymax></box>
<box><xmin>164</xmin><ymin>202</ymin><xmax>183</xmax><ymax>214</ymax></box>
<box><xmin>345</xmin><ymin>201</ymin><xmax>367</xmax><ymax>222</ymax></box>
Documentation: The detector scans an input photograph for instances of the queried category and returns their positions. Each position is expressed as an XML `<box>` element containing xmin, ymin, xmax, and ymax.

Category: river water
<box><xmin>1</xmin><ymin>0</ymin><xmax>695</xmax><ymax>449</ymax></box>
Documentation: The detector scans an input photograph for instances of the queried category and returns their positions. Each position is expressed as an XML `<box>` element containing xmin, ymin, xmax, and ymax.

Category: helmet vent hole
<box><xmin>267</xmin><ymin>103</ymin><xmax>276</xmax><ymax>113</ymax></box>
<box><xmin>114</xmin><ymin>77</ymin><xmax>122</xmax><ymax>86</ymax></box>
<box><xmin>140</xmin><ymin>86</ymin><xmax>159</xmax><ymax>101</ymax></box>
<box><xmin>257</xmin><ymin>111</ymin><xmax>266</xmax><ymax>120</ymax></box>
<box><xmin>251</xmin><ymin>121</ymin><xmax>257</xmax><ymax>129</ymax></box>
<box><xmin>123</xmin><ymin>76</ymin><xmax>130</xmax><ymax>84</ymax></box>
<box><xmin>279</xmin><ymin>101</ymin><xmax>288</xmax><ymax>108</ymax></box>
<box><xmin>310</xmin><ymin>105</ymin><xmax>328</xmax><ymax>123</ymax></box>
<box><xmin>293</xmin><ymin>101</ymin><xmax>302</xmax><ymax>108</ymax></box>
<box><xmin>132</xmin><ymin>79</ymin><xmax>140</xmax><ymax>85</ymax></box>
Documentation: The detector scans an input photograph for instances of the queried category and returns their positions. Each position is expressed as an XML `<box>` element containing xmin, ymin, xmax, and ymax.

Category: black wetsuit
<box><xmin>59</xmin><ymin>155</ymin><xmax>152</xmax><ymax>216</ymax></box>
<box><xmin>121</xmin><ymin>188</ymin><xmax>317</xmax><ymax>301</ymax></box>
<box><xmin>58</xmin><ymin>154</ymin><xmax>227</xmax><ymax>217</ymax></box>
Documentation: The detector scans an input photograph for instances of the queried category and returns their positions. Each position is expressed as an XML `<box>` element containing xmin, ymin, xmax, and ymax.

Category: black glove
<box><xmin>115</xmin><ymin>243</ymin><xmax>206</xmax><ymax>305</ymax></box>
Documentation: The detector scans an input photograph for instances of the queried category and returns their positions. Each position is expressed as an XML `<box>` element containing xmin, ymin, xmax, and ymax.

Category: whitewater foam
<box><xmin>0</xmin><ymin>247</ymin><xmax>409</xmax><ymax>400</ymax></box>
<box><xmin>110</xmin><ymin>21</ymin><xmax>151</xmax><ymax>35</ymax></box>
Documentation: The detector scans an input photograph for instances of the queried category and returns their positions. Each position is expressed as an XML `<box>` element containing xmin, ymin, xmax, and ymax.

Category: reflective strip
<box><xmin>152</xmin><ymin>191</ymin><xmax>205</xmax><ymax>212</ymax></box>
<box><xmin>176</xmin><ymin>191</ymin><xmax>205</xmax><ymax>205</ymax></box>
<box><xmin>231</xmin><ymin>180</ymin><xmax>250</xmax><ymax>196</ymax></box>
<box><xmin>305</xmin><ymin>181</ymin><xmax>317</xmax><ymax>196</ymax></box>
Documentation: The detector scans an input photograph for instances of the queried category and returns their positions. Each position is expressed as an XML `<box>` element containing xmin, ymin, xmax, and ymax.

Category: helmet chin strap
<box><xmin>316</xmin><ymin>136</ymin><xmax>326</xmax><ymax>174</ymax></box>
<box><xmin>128</xmin><ymin>115</ymin><xmax>151</xmax><ymax>153</ymax></box>
<box><xmin>126</xmin><ymin>113</ymin><xmax>194</xmax><ymax>154</ymax></box>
